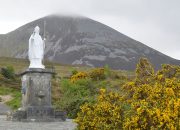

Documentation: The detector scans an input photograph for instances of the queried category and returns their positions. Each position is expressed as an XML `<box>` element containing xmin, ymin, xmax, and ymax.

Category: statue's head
<box><xmin>34</xmin><ymin>26</ymin><xmax>40</xmax><ymax>34</ymax></box>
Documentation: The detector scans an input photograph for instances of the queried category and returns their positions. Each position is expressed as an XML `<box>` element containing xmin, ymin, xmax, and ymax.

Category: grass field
<box><xmin>0</xmin><ymin>57</ymin><xmax>134</xmax><ymax>115</ymax></box>
<box><xmin>0</xmin><ymin>57</ymin><xmax>92</xmax><ymax>77</ymax></box>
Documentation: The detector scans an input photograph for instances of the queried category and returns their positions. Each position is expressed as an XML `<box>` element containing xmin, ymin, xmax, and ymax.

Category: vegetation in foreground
<box><xmin>0</xmin><ymin>57</ymin><xmax>131</xmax><ymax>114</ymax></box>
<box><xmin>1</xmin><ymin>57</ymin><xmax>179</xmax><ymax>129</ymax></box>
<box><xmin>75</xmin><ymin>58</ymin><xmax>180</xmax><ymax>130</ymax></box>
<box><xmin>53</xmin><ymin>66</ymin><xmax>130</xmax><ymax>118</ymax></box>
<box><xmin>0</xmin><ymin>66</ymin><xmax>21</xmax><ymax>109</ymax></box>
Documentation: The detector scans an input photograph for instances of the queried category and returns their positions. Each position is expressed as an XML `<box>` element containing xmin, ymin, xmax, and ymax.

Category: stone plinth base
<box><xmin>11</xmin><ymin>68</ymin><xmax>66</xmax><ymax>122</ymax></box>
<box><xmin>12</xmin><ymin>110</ymin><xmax>66</xmax><ymax>122</ymax></box>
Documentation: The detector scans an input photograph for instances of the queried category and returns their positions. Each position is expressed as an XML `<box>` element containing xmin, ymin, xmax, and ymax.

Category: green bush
<box><xmin>104</xmin><ymin>65</ymin><xmax>111</xmax><ymax>77</ymax></box>
<box><xmin>55</xmin><ymin>79</ymin><xmax>95</xmax><ymax>118</ymax></box>
<box><xmin>0</xmin><ymin>86</ymin><xmax>21</xmax><ymax>109</ymax></box>
<box><xmin>6</xmin><ymin>92</ymin><xmax>21</xmax><ymax>110</ymax></box>
<box><xmin>110</xmin><ymin>71</ymin><xmax>127</xmax><ymax>80</ymax></box>
<box><xmin>1</xmin><ymin>66</ymin><xmax>15</xmax><ymax>79</ymax></box>
<box><xmin>71</xmin><ymin>69</ymin><xmax>78</xmax><ymax>76</ymax></box>
<box><xmin>89</xmin><ymin>68</ymin><xmax>106</xmax><ymax>81</ymax></box>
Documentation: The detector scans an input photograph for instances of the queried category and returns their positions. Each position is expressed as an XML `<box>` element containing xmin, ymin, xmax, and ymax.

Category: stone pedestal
<box><xmin>12</xmin><ymin>68</ymin><xmax>66</xmax><ymax>122</ymax></box>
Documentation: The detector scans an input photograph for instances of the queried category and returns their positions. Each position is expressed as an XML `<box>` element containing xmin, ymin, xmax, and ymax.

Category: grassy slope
<box><xmin>0</xmin><ymin>57</ymin><xmax>91</xmax><ymax>109</ymax></box>
<box><xmin>0</xmin><ymin>57</ymin><xmax>91</xmax><ymax>77</ymax></box>
<box><xmin>0</xmin><ymin>57</ymin><xmax>134</xmax><ymax>112</ymax></box>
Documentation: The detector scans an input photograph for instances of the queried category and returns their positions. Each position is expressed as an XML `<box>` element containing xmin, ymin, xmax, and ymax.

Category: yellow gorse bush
<box><xmin>70</xmin><ymin>72</ymin><xmax>88</xmax><ymax>82</ymax></box>
<box><xmin>124</xmin><ymin>59</ymin><xmax>180</xmax><ymax>129</ymax></box>
<box><xmin>75</xmin><ymin>58</ymin><xmax>180</xmax><ymax>130</ymax></box>
<box><xmin>70</xmin><ymin>68</ymin><xmax>106</xmax><ymax>83</ymax></box>
<box><xmin>75</xmin><ymin>88</ymin><xmax>124</xmax><ymax>130</ymax></box>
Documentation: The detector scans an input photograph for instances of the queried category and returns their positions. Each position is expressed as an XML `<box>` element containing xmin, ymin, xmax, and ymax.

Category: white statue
<box><xmin>28</xmin><ymin>26</ymin><xmax>45</xmax><ymax>69</ymax></box>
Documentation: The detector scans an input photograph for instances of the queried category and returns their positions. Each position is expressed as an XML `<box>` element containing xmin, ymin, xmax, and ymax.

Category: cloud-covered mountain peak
<box><xmin>0</xmin><ymin>15</ymin><xmax>179</xmax><ymax>70</ymax></box>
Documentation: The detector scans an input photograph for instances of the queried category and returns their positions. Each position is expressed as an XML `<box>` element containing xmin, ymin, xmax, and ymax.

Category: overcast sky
<box><xmin>0</xmin><ymin>0</ymin><xmax>179</xmax><ymax>60</ymax></box>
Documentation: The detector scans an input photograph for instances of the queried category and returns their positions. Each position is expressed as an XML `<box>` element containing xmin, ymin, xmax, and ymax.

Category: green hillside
<box><xmin>0</xmin><ymin>57</ymin><xmax>133</xmax><ymax>118</ymax></box>
<box><xmin>0</xmin><ymin>57</ymin><xmax>91</xmax><ymax>77</ymax></box>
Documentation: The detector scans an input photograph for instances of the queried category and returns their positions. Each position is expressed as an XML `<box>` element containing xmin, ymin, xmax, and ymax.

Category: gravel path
<box><xmin>0</xmin><ymin>103</ymin><xmax>11</xmax><ymax>115</ymax></box>
<box><xmin>0</xmin><ymin>115</ymin><xmax>77</xmax><ymax>130</ymax></box>
<box><xmin>0</xmin><ymin>104</ymin><xmax>77</xmax><ymax>130</ymax></box>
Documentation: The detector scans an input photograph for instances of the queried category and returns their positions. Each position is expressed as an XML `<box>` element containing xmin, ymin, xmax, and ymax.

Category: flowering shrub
<box><xmin>71</xmin><ymin>72</ymin><xmax>88</xmax><ymax>83</ymax></box>
<box><xmin>75</xmin><ymin>58</ymin><xmax>180</xmax><ymax>130</ymax></box>
<box><xmin>75</xmin><ymin>89</ymin><xmax>124</xmax><ymax>130</ymax></box>
<box><xmin>123</xmin><ymin>58</ymin><xmax>180</xmax><ymax>129</ymax></box>
<box><xmin>124</xmin><ymin>79</ymin><xmax>180</xmax><ymax>129</ymax></box>
<box><xmin>135</xmin><ymin>58</ymin><xmax>154</xmax><ymax>84</ymax></box>
<box><xmin>89</xmin><ymin>68</ymin><xmax>106</xmax><ymax>81</ymax></box>
<box><xmin>157</xmin><ymin>64</ymin><xmax>180</xmax><ymax>79</ymax></box>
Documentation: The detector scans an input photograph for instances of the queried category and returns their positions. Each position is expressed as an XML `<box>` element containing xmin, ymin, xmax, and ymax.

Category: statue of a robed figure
<box><xmin>11</xmin><ymin>26</ymin><xmax>66</xmax><ymax>122</ymax></box>
<box><xmin>29</xmin><ymin>26</ymin><xmax>45</xmax><ymax>69</ymax></box>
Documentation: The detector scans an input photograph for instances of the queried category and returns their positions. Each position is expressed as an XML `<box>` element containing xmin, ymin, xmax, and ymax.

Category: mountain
<box><xmin>0</xmin><ymin>14</ymin><xmax>179</xmax><ymax>70</ymax></box>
